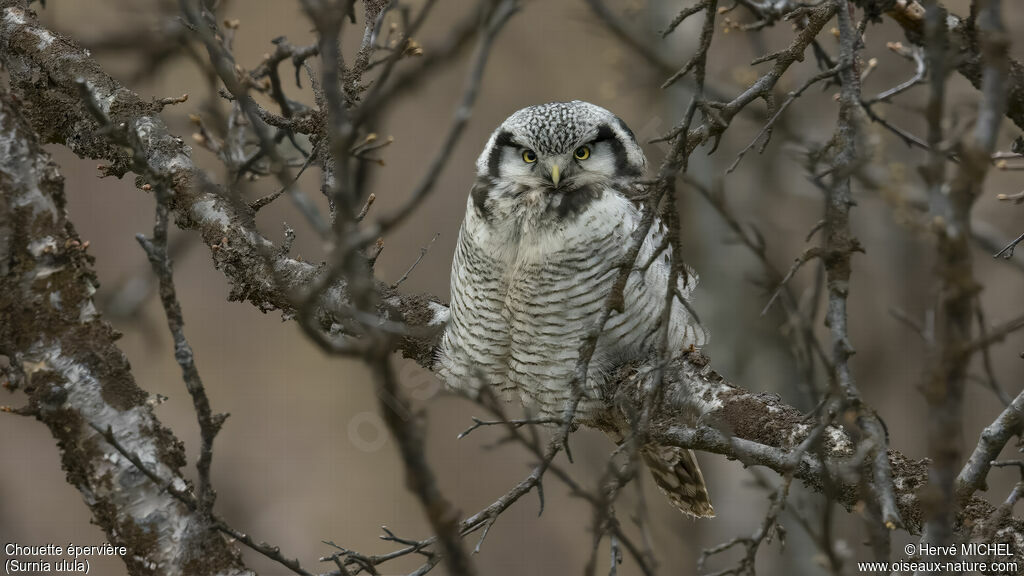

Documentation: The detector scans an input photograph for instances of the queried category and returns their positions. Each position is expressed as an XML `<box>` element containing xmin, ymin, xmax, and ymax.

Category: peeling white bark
<box><xmin>0</xmin><ymin>88</ymin><xmax>253</xmax><ymax>576</ymax></box>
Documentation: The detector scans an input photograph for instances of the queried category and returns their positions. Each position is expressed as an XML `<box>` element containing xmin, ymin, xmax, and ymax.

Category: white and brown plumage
<box><xmin>437</xmin><ymin>101</ymin><xmax>713</xmax><ymax>517</ymax></box>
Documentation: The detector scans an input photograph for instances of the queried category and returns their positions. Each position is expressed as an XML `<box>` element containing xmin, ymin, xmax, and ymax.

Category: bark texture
<box><xmin>0</xmin><ymin>89</ymin><xmax>252</xmax><ymax>575</ymax></box>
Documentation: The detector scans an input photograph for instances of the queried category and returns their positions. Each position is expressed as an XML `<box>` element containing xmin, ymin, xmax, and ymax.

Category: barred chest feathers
<box><xmin>438</xmin><ymin>175</ymin><xmax>704</xmax><ymax>422</ymax></box>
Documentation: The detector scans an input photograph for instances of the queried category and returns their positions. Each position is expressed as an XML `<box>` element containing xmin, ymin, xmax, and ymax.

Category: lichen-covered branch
<box><xmin>602</xmin><ymin>351</ymin><xmax>1024</xmax><ymax>555</ymax></box>
<box><xmin>0</xmin><ymin>0</ymin><xmax>440</xmax><ymax>351</ymax></box>
<box><xmin>0</xmin><ymin>89</ymin><xmax>252</xmax><ymax>576</ymax></box>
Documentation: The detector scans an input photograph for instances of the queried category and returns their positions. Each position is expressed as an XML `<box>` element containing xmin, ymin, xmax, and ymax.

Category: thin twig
<box><xmin>391</xmin><ymin>233</ymin><xmax>439</xmax><ymax>289</ymax></box>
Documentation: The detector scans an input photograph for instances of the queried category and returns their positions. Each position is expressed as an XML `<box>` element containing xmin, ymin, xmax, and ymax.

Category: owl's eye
<box><xmin>522</xmin><ymin>150</ymin><xmax>537</xmax><ymax>163</ymax></box>
<box><xmin>574</xmin><ymin>146</ymin><xmax>591</xmax><ymax>160</ymax></box>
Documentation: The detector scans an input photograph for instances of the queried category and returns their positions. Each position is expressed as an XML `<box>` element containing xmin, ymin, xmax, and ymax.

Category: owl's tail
<box><xmin>641</xmin><ymin>443</ymin><xmax>715</xmax><ymax>518</ymax></box>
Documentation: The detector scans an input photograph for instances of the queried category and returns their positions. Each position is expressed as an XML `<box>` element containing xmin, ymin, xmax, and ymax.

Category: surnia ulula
<box><xmin>437</xmin><ymin>101</ymin><xmax>713</xmax><ymax>517</ymax></box>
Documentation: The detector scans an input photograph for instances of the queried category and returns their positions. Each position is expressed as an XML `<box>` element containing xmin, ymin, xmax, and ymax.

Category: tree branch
<box><xmin>0</xmin><ymin>88</ymin><xmax>252</xmax><ymax>576</ymax></box>
<box><xmin>861</xmin><ymin>0</ymin><xmax>1024</xmax><ymax>131</ymax></box>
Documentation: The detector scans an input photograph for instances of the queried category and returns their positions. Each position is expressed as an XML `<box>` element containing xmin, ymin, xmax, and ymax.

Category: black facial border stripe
<box><xmin>593</xmin><ymin>123</ymin><xmax>641</xmax><ymax>177</ymax></box>
<box><xmin>471</xmin><ymin>179</ymin><xmax>493</xmax><ymax>221</ymax></box>
<box><xmin>488</xmin><ymin>130</ymin><xmax>515</xmax><ymax>177</ymax></box>
<box><xmin>614</xmin><ymin>115</ymin><xmax>638</xmax><ymax>143</ymax></box>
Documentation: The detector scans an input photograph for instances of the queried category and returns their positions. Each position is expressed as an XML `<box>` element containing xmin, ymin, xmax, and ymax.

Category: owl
<box><xmin>436</xmin><ymin>101</ymin><xmax>713</xmax><ymax>517</ymax></box>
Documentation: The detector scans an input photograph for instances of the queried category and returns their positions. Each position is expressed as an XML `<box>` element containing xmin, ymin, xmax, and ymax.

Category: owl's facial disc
<box><xmin>471</xmin><ymin>102</ymin><xmax>648</xmax><ymax>222</ymax></box>
<box><xmin>477</xmin><ymin>102</ymin><xmax>647</xmax><ymax>186</ymax></box>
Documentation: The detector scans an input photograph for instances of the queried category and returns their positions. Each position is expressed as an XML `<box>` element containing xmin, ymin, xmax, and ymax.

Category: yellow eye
<box><xmin>574</xmin><ymin>146</ymin><xmax>590</xmax><ymax>160</ymax></box>
<box><xmin>523</xmin><ymin>150</ymin><xmax>537</xmax><ymax>163</ymax></box>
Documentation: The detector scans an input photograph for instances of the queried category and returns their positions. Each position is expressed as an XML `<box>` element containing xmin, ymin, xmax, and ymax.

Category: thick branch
<box><xmin>0</xmin><ymin>89</ymin><xmax>252</xmax><ymax>576</ymax></box>
<box><xmin>0</xmin><ymin>1</ymin><xmax>442</xmax><ymax>361</ymax></box>
<box><xmin>599</xmin><ymin>351</ymin><xmax>1024</xmax><ymax>551</ymax></box>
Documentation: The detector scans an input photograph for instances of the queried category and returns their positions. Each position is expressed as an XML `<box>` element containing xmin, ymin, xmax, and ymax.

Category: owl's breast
<box><xmin>502</xmin><ymin>190</ymin><xmax>639</xmax><ymax>419</ymax></box>
<box><xmin>440</xmin><ymin>185</ymin><xmax>679</xmax><ymax>424</ymax></box>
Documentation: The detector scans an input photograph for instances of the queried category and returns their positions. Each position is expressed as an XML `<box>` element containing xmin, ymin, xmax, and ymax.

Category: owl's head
<box><xmin>476</xmin><ymin>101</ymin><xmax>647</xmax><ymax>193</ymax></box>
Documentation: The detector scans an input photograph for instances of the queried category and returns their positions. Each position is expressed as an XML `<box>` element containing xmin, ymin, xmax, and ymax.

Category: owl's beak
<box><xmin>549</xmin><ymin>164</ymin><xmax>561</xmax><ymax>188</ymax></box>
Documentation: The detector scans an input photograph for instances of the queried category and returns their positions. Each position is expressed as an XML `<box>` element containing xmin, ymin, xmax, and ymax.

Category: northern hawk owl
<box><xmin>437</xmin><ymin>101</ymin><xmax>713</xmax><ymax>517</ymax></box>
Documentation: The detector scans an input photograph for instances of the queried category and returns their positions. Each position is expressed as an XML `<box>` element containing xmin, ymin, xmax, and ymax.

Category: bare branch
<box><xmin>818</xmin><ymin>0</ymin><xmax>901</xmax><ymax>536</ymax></box>
<box><xmin>136</xmin><ymin>183</ymin><xmax>226</xmax><ymax>513</ymax></box>
<box><xmin>958</xmin><ymin>388</ymin><xmax>1024</xmax><ymax>500</ymax></box>
<box><xmin>860</xmin><ymin>0</ymin><xmax>1024</xmax><ymax>132</ymax></box>
<box><xmin>918</xmin><ymin>0</ymin><xmax>1008</xmax><ymax>554</ymax></box>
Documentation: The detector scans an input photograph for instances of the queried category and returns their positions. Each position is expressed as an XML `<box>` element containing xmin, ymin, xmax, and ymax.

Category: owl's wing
<box><xmin>613</xmin><ymin>210</ymin><xmax>714</xmax><ymax>517</ymax></box>
<box><xmin>598</xmin><ymin>211</ymin><xmax>707</xmax><ymax>368</ymax></box>
<box><xmin>436</xmin><ymin>195</ymin><xmax>513</xmax><ymax>397</ymax></box>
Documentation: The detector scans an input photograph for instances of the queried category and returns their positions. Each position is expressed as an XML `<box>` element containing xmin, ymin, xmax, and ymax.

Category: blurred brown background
<box><xmin>2</xmin><ymin>0</ymin><xmax>1024</xmax><ymax>574</ymax></box>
